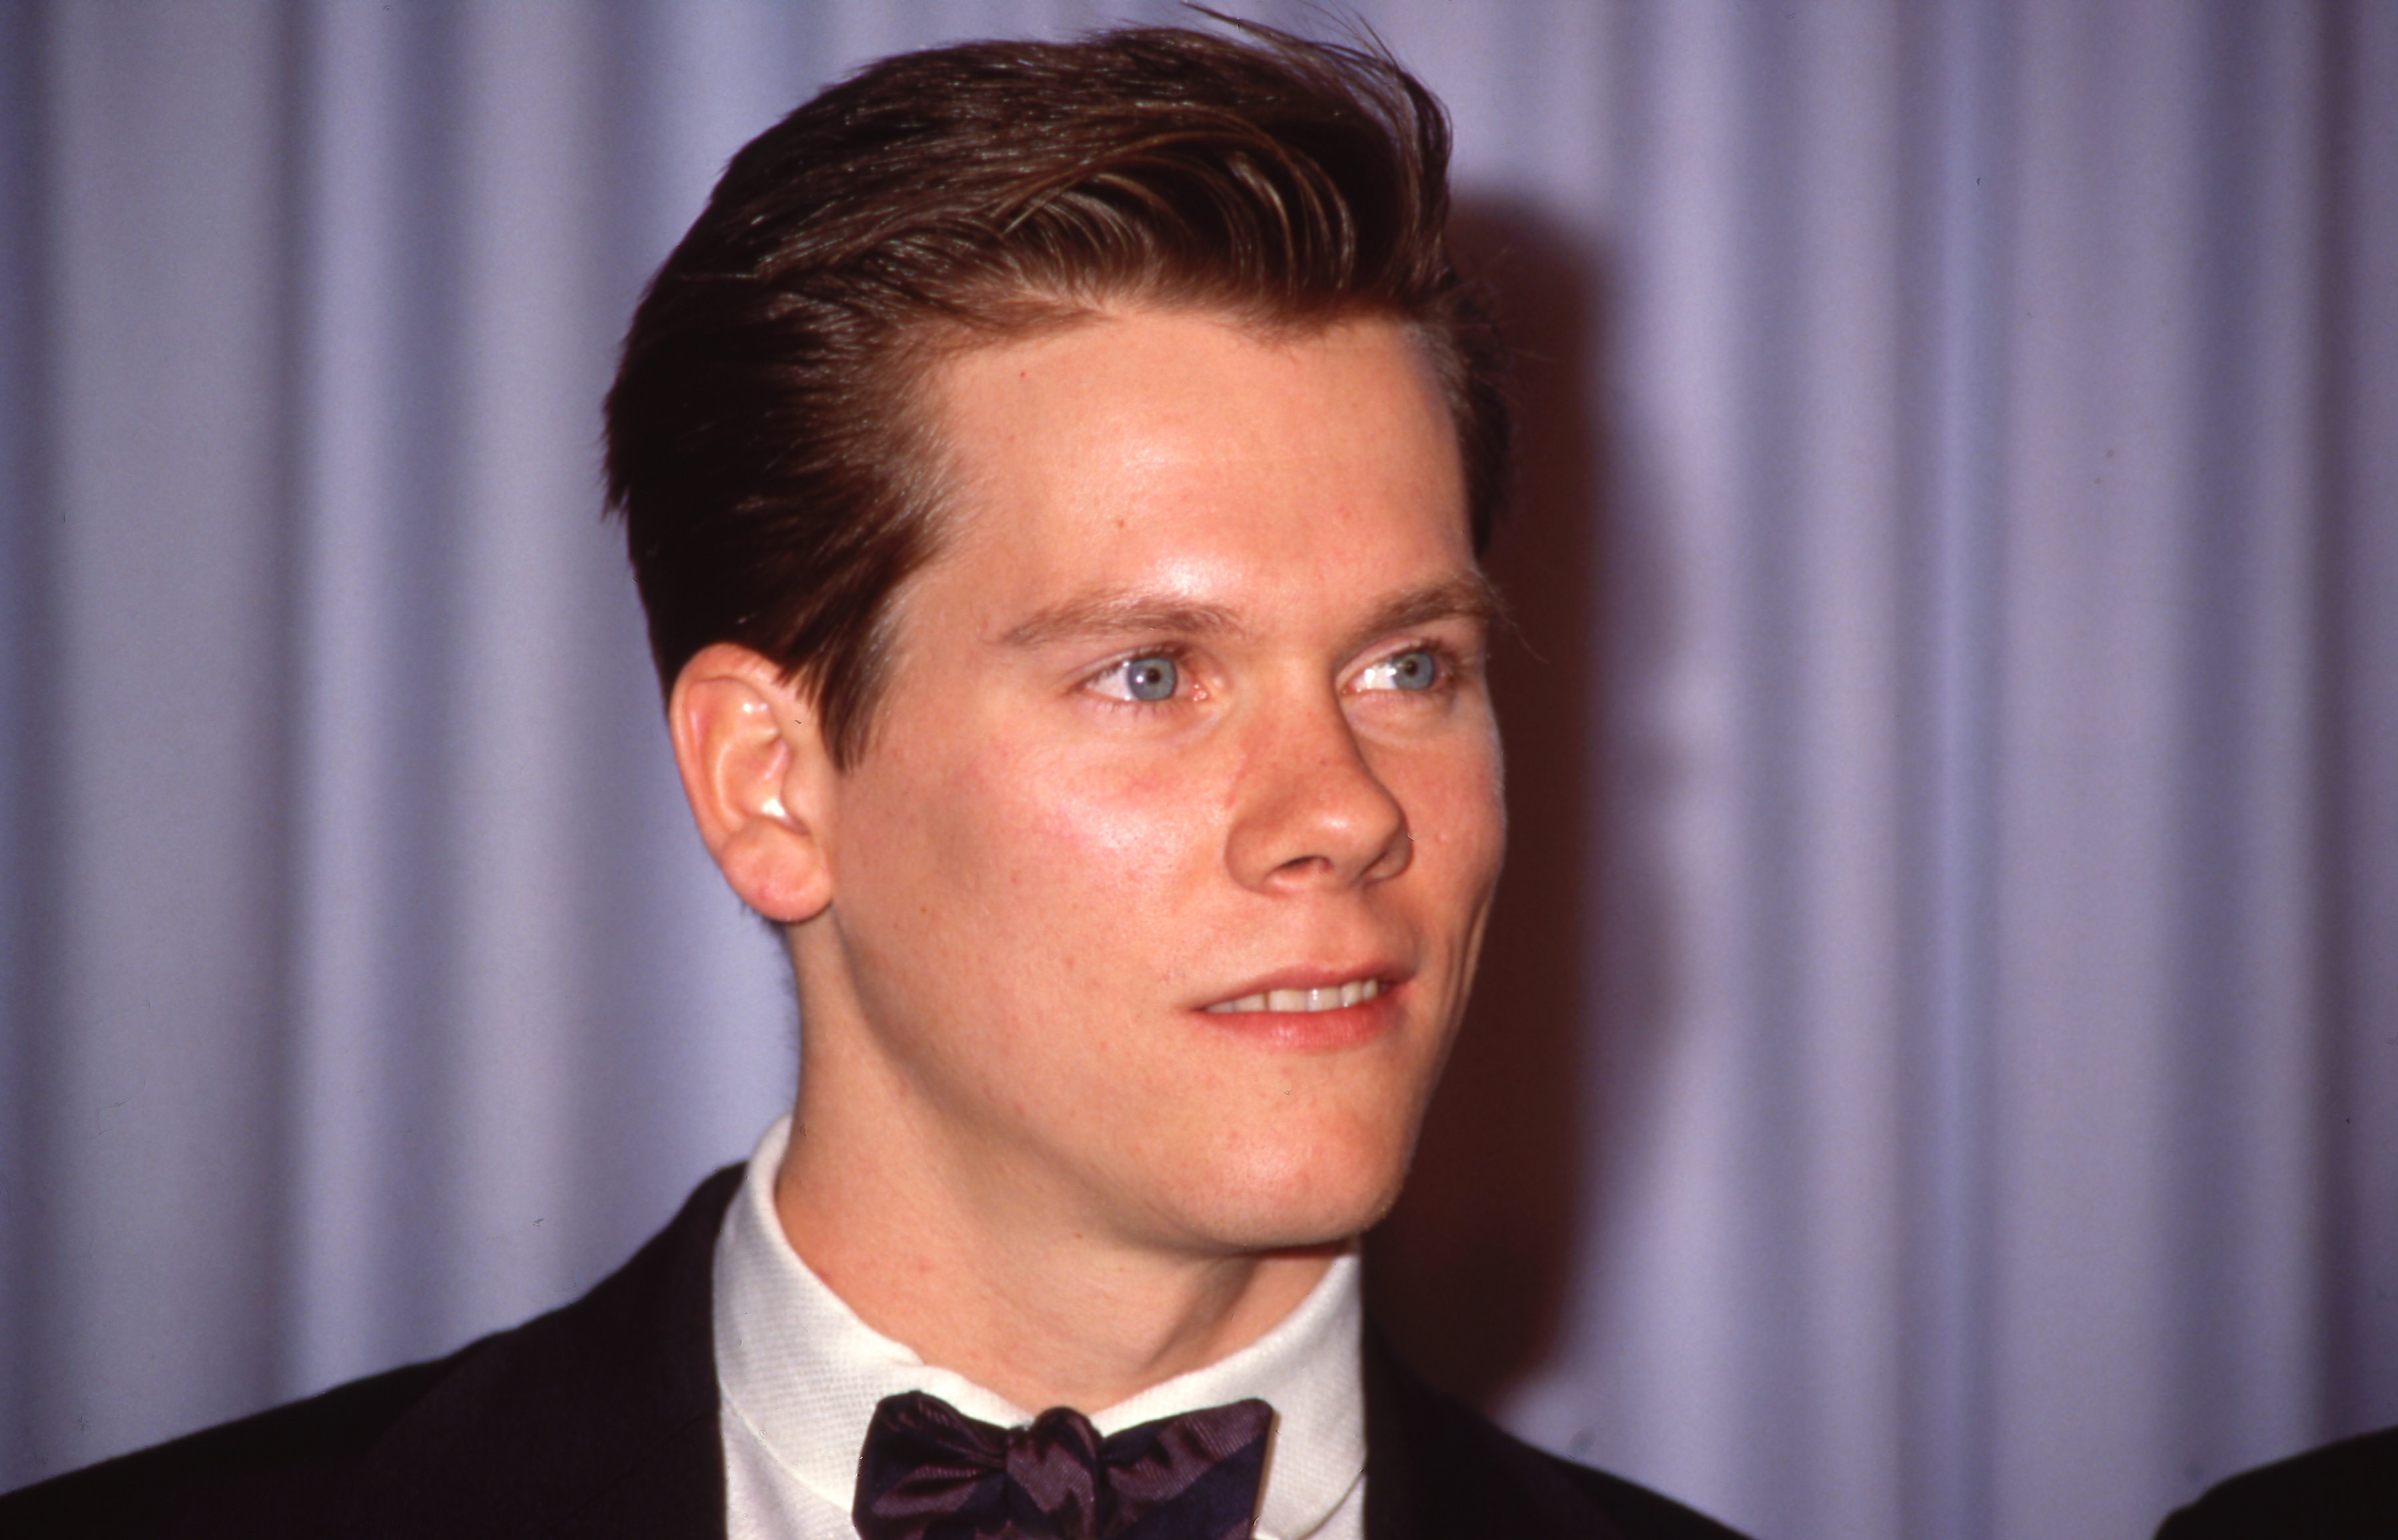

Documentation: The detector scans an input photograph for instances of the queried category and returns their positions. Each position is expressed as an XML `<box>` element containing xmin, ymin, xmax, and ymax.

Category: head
<box><xmin>606</xmin><ymin>22</ymin><xmax>1513</xmax><ymax>1267</ymax></box>
<box><xmin>603</xmin><ymin>19</ymin><xmax>1510</xmax><ymax>767</ymax></box>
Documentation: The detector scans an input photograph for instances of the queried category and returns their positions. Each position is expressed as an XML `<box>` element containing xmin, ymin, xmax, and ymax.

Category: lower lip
<box><xmin>1196</xmin><ymin>986</ymin><xmax>1403</xmax><ymax>1050</ymax></box>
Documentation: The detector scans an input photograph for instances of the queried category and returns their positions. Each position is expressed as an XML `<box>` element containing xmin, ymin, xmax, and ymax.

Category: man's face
<box><xmin>805</xmin><ymin>306</ymin><xmax>1504</xmax><ymax>1260</ymax></box>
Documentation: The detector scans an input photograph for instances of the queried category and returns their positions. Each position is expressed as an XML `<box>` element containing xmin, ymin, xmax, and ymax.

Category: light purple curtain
<box><xmin>3</xmin><ymin>5</ymin><xmax>2392</xmax><ymax>1538</ymax></box>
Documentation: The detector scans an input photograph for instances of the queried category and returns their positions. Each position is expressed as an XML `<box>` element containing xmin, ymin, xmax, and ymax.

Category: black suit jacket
<box><xmin>1</xmin><ymin>1168</ymin><xmax>1747</xmax><ymax>1539</ymax></box>
<box><xmin>2152</xmin><ymin>1425</ymin><xmax>2398</xmax><ymax>1539</ymax></box>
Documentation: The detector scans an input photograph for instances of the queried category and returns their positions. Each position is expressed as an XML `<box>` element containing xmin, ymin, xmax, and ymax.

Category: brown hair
<box><xmin>603</xmin><ymin>19</ymin><xmax>1511</xmax><ymax>768</ymax></box>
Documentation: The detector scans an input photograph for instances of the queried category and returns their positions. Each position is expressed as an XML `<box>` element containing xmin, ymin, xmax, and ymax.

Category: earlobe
<box><xmin>667</xmin><ymin>643</ymin><xmax>837</xmax><ymax>924</ymax></box>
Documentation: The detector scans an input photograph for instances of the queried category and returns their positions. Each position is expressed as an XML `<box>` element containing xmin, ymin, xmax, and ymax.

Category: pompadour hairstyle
<box><xmin>603</xmin><ymin>19</ymin><xmax>1511</xmax><ymax>768</ymax></box>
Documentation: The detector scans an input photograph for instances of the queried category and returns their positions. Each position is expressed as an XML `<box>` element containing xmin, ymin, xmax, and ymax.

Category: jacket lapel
<box><xmin>1362</xmin><ymin>1328</ymin><xmax>1635</xmax><ymax>1540</ymax></box>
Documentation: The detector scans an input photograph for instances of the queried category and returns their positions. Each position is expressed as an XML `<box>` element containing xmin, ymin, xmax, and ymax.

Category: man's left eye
<box><xmin>1358</xmin><ymin>648</ymin><xmax>1440</xmax><ymax>692</ymax></box>
<box><xmin>1094</xmin><ymin>654</ymin><xmax>1180</xmax><ymax>701</ymax></box>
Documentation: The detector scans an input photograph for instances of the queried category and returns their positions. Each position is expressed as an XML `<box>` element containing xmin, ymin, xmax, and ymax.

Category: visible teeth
<box><xmin>1204</xmin><ymin>978</ymin><xmax>1381</xmax><ymax>1014</ymax></box>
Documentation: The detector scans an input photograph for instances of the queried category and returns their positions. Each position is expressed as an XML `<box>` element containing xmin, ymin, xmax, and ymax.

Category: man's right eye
<box><xmin>1095</xmin><ymin>654</ymin><xmax>1180</xmax><ymax>703</ymax></box>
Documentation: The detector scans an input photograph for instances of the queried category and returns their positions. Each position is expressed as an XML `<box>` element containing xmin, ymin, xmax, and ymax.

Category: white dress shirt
<box><xmin>713</xmin><ymin>1116</ymin><xmax>1368</xmax><ymax>1540</ymax></box>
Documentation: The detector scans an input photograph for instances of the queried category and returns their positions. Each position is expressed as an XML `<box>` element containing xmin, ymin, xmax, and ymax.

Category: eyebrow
<box><xmin>1344</xmin><ymin>573</ymin><xmax>1504</xmax><ymax>654</ymax></box>
<box><xmin>994</xmin><ymin>572</ymin><xmax>1502</xmax><ymax>653</ymax></box>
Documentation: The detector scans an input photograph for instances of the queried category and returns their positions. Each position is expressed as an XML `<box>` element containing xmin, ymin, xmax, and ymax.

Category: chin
<box><xmin>1170</xmin><ymin>1120</ymin><xmax>1419</xmax><ymax>1255</ymax></box>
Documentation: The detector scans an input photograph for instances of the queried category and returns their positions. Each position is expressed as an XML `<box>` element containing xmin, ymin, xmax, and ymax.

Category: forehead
<box><xmin>911</xmin><ymin>307</ymin><xmax>1471</xmax><ymax>617</ymax></box>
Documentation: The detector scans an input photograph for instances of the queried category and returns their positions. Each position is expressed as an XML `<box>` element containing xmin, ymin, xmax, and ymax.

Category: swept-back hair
<box><xmin>603</xmin><ymin>19</ymin><xmax>1510</xmax><ymax>767</ymax></box>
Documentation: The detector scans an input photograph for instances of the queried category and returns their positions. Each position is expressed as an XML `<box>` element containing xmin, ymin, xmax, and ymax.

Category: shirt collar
<box><xmin>713</xmin><ymin>1114</ymin><xmax>1366</xmax><ymax>1540</ymax></box>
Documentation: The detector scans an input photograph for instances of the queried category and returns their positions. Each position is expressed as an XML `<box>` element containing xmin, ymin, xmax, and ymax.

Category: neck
<box><xmin>772</xmin><ymin>1062</ymin><xmax>1337</xmax><ymax>1416</ymax></box>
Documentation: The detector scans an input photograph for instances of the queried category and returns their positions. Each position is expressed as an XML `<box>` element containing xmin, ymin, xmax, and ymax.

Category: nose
<box><xmin>1224</xmin><ymin>691</ymin><xmax>1411</xmax><ymax>891</ymax></box>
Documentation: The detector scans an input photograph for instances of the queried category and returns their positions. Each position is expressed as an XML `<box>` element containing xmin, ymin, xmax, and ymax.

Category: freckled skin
<box><xmin>773</xmin><ymin>307</ymin><xmax>1505</xmax><ymax>1406</ymax></box>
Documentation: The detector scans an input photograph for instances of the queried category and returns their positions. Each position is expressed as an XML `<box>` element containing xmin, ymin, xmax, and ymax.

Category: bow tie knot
<box><xmin>853</xmin><ymin>1389</ymin><xmax>1274</xmax><ymax>1540</ymax></box>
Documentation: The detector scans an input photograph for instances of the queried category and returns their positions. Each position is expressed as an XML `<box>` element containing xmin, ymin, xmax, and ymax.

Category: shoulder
<box><xmin>0</xmin><ymin>1356</ymin><xmax>452</xmax><ymax>1538</ymax></box>
<box><xmin>0</xmin><ymin>1166</ymin><xmax>744</xmax><ymax>1539</ymax></box>
<box><xmin>2154</xmin><ymin>1425</ymin><xmax>2398</xmax><ymax>1539</ymax></box>
<box><xmin>1361</xmin><ymin>1333</ymin><xmax>1750</xmax><ymax>1540</ymax></box>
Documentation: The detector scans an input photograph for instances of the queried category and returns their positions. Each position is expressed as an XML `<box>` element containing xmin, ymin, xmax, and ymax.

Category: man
<box><xmin>1</xmin><ymin>22</ymin><xmax>1745</xmax><ymax>1539</ymax></box>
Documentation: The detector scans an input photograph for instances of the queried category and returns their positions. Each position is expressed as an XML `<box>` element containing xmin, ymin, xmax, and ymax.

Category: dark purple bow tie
<box><xmin>852</xmin><ymin>1389</ymin><xmax>1275</xmax><ymax>1540</ymax></box>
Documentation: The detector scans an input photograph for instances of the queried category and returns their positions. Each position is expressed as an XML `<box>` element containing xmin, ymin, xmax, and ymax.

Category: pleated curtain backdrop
<box><xmin>2</xmin><ymin>5</ymin><xmax>2393</xmax><ymax>1539</ymax></box>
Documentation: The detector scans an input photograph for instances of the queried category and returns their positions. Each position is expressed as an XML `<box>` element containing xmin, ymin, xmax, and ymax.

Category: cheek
<box><xmin>849</xmin><ymin>730</ymin><xmax>1224</xmax><ymax>1021</ymax></box>
<box><xmin>1388</xmin><ymin>731</ymin><xmax>1507</xmax><ymax>889</ymax></box>
<box><xmin>995</xmin><ymin>738</ymin><xmax>1220</xmax><ymax>899</ymax></box>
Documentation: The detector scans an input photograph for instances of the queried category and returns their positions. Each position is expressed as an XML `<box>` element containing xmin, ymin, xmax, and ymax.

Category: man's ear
<box><xmin>667</xmin><ymin>643</ymin><xmax>838</xmax><ymax>924</ymax></box>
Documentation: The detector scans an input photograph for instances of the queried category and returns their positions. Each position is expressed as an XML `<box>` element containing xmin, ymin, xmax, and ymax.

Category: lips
<box><xmin>1202</xmin><ymin>977</ymin><xmax>1384</xmax><ymax>1014</ymax></box>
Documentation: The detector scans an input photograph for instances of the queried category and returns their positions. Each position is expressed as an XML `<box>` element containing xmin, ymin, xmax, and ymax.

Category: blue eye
<box><xmin>1116</xmin><ymin>655</ymin><xmax>1179</xmax><ymax>701</ymax></box>
<box><xmin>1360</xmin><ymin>648</ymin><xmax>1440</xmax><ymax>692</ymax></box>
